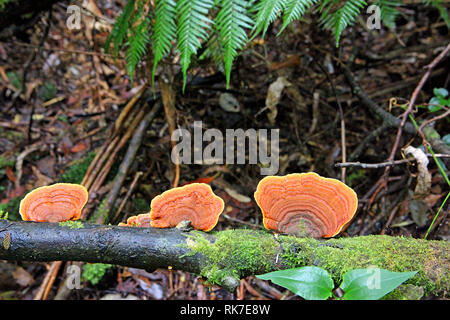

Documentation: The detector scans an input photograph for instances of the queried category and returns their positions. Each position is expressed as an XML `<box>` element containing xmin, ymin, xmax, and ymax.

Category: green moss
<box><xmin>134</xmin><ymin>197</ymin><xmax>150</xmax><ymax>212</ymax></box>
<box><xmin>61</xmin><ymin>152</ymin><xmax>96</xmax><ymax>184</ymax></box>
<box><xmin>383</xmin><ymin>284</ymin><xmax>424</xmax><ymax>300</ymax></box>
<box><xmin>81</xmin><ymin>263</ymin><xmax>113</xmax><ymax>285</ymax></box>
<box><xmin>183</xmin><ymin>229</ymin><xmax>278</xmax><ymax>286</ymax></box>
<box><xmin>89</xmin><ymin>197</ymin><xmax>108</xmax><ymax>223</ymax></box>
<box><xmin>279</xmin><ymin>234</ymin><xmax>449</xmax><ymax>295</ymax></box>
<box><xmin>0</xmin><ymin>196</ymin><xmax>23</xmax><ymax>221</ymax></box>
<box><xmin>59</xmin><ymin>221</ymin><xmax>84</xmax><ymax>229</ymax></box>
<box><xmin>0</xmin><ymin>156</ymin><xmax>15</xmax><ymax>169</ymax></box>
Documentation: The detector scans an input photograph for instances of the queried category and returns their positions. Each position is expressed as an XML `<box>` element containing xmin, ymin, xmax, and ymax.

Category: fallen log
<box><xmin>0</xmin><ymin>220</ymin><xmax>448</xmax><ymax>297</ymax></box>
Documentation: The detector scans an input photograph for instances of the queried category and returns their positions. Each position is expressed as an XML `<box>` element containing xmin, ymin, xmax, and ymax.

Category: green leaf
<box><xmin>319</xmin><ymin>0</ymin><xmax>367</xmax><ymax>47</ymax></box>
<box><xmin>433</xmin><ymin>88</ymin><xmax>448</xmax><ymax>98</ymax></box>
<box><xmin>279</xmin><ymin>0</ymin><xmax>319</xmax><ymax>34</ymax></box>
<box><xmin>216</xmin><ymin>0</ymin><xmax>254</xmax><ymax>88</ymax></box>
<box><xmin>428</xmin><ymin>97</ymin><xmax>443</xmax><ymax>112</ymax></box>
<box><xmin>252</xmin><ymin>0</ymin><xmax>286</xmax><ymax>38</ymax></box>
<box><xmin>152</xmin><ymin>0</ymin><xmax>177</xmax><ymax>85</ymax></box>
<box><xmin>339</xmin><ymin>268</ymin><xmax>417</xmax><ymax>300</ymax></box>
<box><xmin>256</xmin><ymin>266</ymin><xmax>334</xmax><ymax>300</ymax></box>
<box><xmin>443</xmin><ymin>134</ymin><xmax>450</xmax><ymax>146</ymax></box>
<box><xmin>176</xmin><ymin>0</ymin><xmax>215</xmax><ymax>91</ymax></box>
<box><xmin>104</xmin><ymin>0</ymin><xmax>136</xmax><ymax>56</ymax></box>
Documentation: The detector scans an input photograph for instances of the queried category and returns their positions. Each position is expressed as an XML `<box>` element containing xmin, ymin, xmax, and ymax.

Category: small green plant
<box><xmin>428</xmin><ymin>88</ymin><xmax>450</xmax><ymax>112</ymax></box>
<box><xmin>0</xmin><ymin>196</ymin><xmax>23</xmax><ymax>221</ymax></box>
<box><xmin>61</xmin><ymin>152</ymin><xmax>96</xmax><ymax>184</ymax></box>
<box><xmin>256</xmin><ymin>266</ymin><xmax>417</xmax><ymax>300</ymax></box>
<box><xmin>0</xmin><ymin>209</ymin><xmax>8</xmax><ymax>220</ymax></box>
<box><xmin>39</xmin><ymin>81</ymin><xmax>57</xmax><ymax>101</ymax></box>
<box><xmin>59</xmin><ymin>221</ymin><xmax>84</xmax><ymax>229</ymax></box>
<box><xmin>82</xmin><ymin>263</ymin><xmax>113</xmax><ymax>285</ymax></box>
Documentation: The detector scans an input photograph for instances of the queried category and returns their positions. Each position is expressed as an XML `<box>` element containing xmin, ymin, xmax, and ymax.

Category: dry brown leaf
<box><xmin>265</xmin><ymin>76</ymin><xmax>291</xmax><ymax>125</ymax></box>
<box><xmin>404</xmin><ymin>146</ymin><xmax>431</xmax><ymax>199</ymax></box>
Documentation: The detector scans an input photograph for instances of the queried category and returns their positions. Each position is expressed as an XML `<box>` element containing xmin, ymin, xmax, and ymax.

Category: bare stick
<box><xmin>336</xmin><ymin>153</ymin><xmax>450</xmax><ymax>168</ymax></box>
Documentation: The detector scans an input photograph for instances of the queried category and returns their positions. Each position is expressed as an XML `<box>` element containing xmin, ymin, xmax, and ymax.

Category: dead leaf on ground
<box><xmin>12</xmin><ymin>267</ymin><xmax>34</xmax><ymax>287</ymax></box>
<box><xmin>403</xmin><ymin>146</ymin><xmax>431</xmax><ymax>199</ymax></box>
<box><xmin>264</xmin><ymin>76</ymin><xmax>291</xmax><ymax>125</ymax></box>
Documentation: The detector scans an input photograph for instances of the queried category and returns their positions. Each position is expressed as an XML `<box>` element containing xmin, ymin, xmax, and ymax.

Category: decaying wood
<box><xmin>0</xmin><ymin>220</ymin><xmax>448</xmax><ymax>296</ymax></box>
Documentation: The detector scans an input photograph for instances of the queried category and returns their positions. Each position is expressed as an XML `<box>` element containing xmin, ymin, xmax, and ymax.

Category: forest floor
<box><xmin>0</xmin><ymin>1</ymin><xmax>449</xmax><ymax>300</ymax></box>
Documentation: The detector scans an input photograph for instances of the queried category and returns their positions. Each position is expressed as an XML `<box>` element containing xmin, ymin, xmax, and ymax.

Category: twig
<box><xmin>103</xmin><ymin>102</ymin><xmax>160</xmax><ymax>224</ymax></box>
<box><xmin>26</xmin><ymin>8</ymin><xmax>52</xmax><ymax>143</ymax></box>
<box><xmin>311</xmin><ymin>56</ymin><xmax>347</xmax><ymax>183</ymax></box>
<box><xmin>113</xmin><ymin>171</ymin><xmax>144</xmax><ymax>224</ymax></box>
<box><xmin>336</xmin><ymin>153</ymin><xmax>450</xmax><ymax>168</ymax></box>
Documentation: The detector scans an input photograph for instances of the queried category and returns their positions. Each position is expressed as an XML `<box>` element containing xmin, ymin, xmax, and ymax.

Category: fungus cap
<box><xmin>150</xmin><ymin>183</ymin><xmax>224</xmax><ymax>231</ymax></box>
<box><xmin>19</xmin><ymin>183</ymin><xmax>88</xmax><ymax>222</ymax></box>
<box><xmin>254</xmin><ymin>172</ymin><xmax>358</xmax><ymax>238</ymax></box>
<box><xmin>119</xmin><ymin>213</ymin><xmax>152</xmax><ymax>227</ymax></box>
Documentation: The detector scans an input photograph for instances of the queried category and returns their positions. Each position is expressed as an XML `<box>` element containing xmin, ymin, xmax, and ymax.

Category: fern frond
<box><xmin>152</xmin><ymin>0</ymin><xmax>177</xmax><ymax>84</ymax></box>
<box><xmin>279</xmin><ymin>0</ymin><xmax>319</xmax><ymax>33</ymax></box>
<box><xmin>252</xmin><ymin>0</ymin><xmax>286</xmax><ymax>37</ymax></box>
<box><xmin>320</xmin><ymin>0</ymin><xmax>367</xmax><ymax>47</ymax></box>
<box><xmin>104</xmin><ymin>0</ymin><xmax>136</xmax><ymax>56</ymax></box>
<box><xmin>423</xmin><ymin>0</ymin><xmax>450</xmax><ymax>27</ymax></box>
<box><xmin>200</xmin><ymin>31</ymin><xmax>226</xmax><ymax>73</ymax></box>
<box><xmin>126</xmin><ymin>16</ymin><xmax>150</xmax><ymax>82</ymax></box>
<box><xmin>372</xmin><ymin>0</ymin><xmax>401</xmax><ymax>30</ymax></box>
<box><xmin>216</xmin><ymin>0</ymin><xmax>254</xmax><ymax>87</ymax></box>
<box><xmin>176</xmin><ymin>0</ymin><xmax>215</xmax><ymax>91</ymax></box>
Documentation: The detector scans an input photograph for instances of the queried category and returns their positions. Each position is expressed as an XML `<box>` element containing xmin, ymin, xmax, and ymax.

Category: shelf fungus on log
<box><xmin>118</xmin><ymin>213</ymin><xmax>152</xmax><ymax>228</ymax></box>
<box><xmin>149</xmin><ymin>183</ymin><xmax>225</xmax><ymax>231</ymax></box>
<box><xmin>254</xmin><ymin>172</ymin><xmax>358</xmax><ymax>238</ymax></box>
<box><xmin>19</xmin><ymin>183</ymin><xmax>88</xmax><ymax>222</ymax></box>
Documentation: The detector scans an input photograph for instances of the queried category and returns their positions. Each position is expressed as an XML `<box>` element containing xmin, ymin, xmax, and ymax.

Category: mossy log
<box><xmin>0</xmin><ymin>220</ymin><xmax>448</xmax><ymax>297</ymax></box>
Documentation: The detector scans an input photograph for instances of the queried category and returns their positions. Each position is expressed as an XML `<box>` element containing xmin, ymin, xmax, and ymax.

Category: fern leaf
<box><xmin>216</xmin><ymin>0</ymin><xmax>253</xmax><ymax>87</ymax></box>
<box><xmin>373</xmin><ymin>0</ymin><xmax>401</xmax><ymax>30</ymax></box>
<box><xmin>252</xmin><ymin>0</ymin><xmax>286</xmax><ymax>37</ymax></box>
<box><xmin>105</xmin><ymin>0</ymin><xmax>136</xmax><ymax>56</ymax></box>
<box><xmin>152</xmin><ymin>0</ymin><xmax>177</xmax><ymax>84</ymax></box>
<box><xmin>424</xmin><ymin>0</ymin><xmax>450</xmax><ymax>27</ymax></box>
<box><xmin>279</xmin><ymin>0</ymin><xmax>319</xmax><ymax>33</ymax></box>
<box><xmin>126</xmin><ymin>17</ymin><xmax>150</xmax><ymax>82</ymax></box>
<box><xmin>320</xmin><ymin>0</ymin><xmax>367</xmax><ymax>47</ymax></box>
<box><xmin>200</xmin><ymin>31</ymin><xmax>226</xmax><ymax>73</ymax></box>
<box><xmin>176</xmin><ymin>0</ymin><xmax>215</xmax><ymax>91</ymax></box>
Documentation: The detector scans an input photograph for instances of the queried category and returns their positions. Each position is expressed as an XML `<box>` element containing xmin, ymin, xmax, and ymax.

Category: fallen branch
<box><xmin>0</xmin><ymin>220</ymin><xmax>448</xmax><ymax>296</ymax></box>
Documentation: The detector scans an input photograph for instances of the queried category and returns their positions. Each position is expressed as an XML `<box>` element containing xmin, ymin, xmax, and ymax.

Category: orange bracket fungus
<box><xmin>254</xmin><ymin>172</ymin><xmax>358</xmax><ymax>238</ymax></box>
<box><xmin>150</xmin><ymin>183</ymin><xmax>224</xmax><ymax>232</ymax></box>
<box><xmin>118</xmin><ymin>213</ymin><xmax>152</xmax><ymax>228</ymax></box>
<box><xmin>19</xmin><ymin>183</ymin><xmax>88</xmax><ymax>222</ymax></box>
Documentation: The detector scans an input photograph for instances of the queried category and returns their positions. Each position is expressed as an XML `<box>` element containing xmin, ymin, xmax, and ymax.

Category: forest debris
<box><xmin>100</xmin><ymin>293</ymin><xmax>139</xmax><ymax>300</ymax></box>
<box><xmin>264</xmin><ymin>76</ymin><xmax>291</xmax><ymax>125</ymax></box>
<box><xmin>409</xmin><ymin>198</ymin><xmax>429</xmax><ymax>227</ymax></box>
<box><xmin>12</xmin><ymin>267</ymin><xmax>34</xmax><ymax>287</ymax></box>
<box><xmin>224</xmin><ymin>187</ymin><xmax>251</xmax><ymax>203</ymax></box>
<box><xmin>15</xmin><ymin>143</ymin><xmax>42</xmax><ymax>189</ymax></box>
<box><xmin>137</xmin><ymin>279</ymin><xmax>164</xmax><ymax>300</ymax></box>
<box><xmin>219</xmin><ymin>93</ymin><xmax>240</xmax><ymax>113</ymax></box>
<box><xmin>404</xmin><ymin>146</ymin><xmax>431</xmax><ymax>199</ymax></box>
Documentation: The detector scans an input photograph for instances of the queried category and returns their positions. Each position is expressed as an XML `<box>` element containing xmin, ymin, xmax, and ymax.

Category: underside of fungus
<box><xmin>19</xmin><ymin>183</ymin><xmax>89</xmax><ymax>222</ymax></box>
<box><xmin>150</xmin><ymin>183</ymin><xmax>224</xmax><ymax>231</ymax></box>
<box><xmin>254</xmin><ymin>172</ymin><xmax>358</xmax><ymax>238</ymax></box>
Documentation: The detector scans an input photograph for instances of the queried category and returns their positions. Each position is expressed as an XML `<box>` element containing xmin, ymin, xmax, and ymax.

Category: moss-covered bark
<box><xmin>182</xmin><ymin>229</ymin><xmax>449</xmax><ymax>297</ymax></box>
<box><xmin>0</xmin><ymin>220</ymin><xmax>448</xmax><ymax>298</ymax></box>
